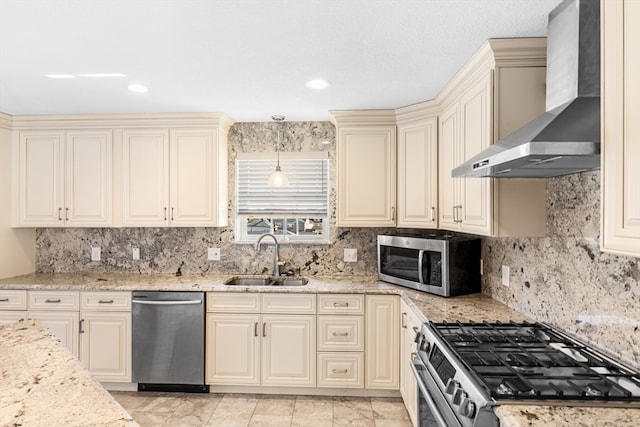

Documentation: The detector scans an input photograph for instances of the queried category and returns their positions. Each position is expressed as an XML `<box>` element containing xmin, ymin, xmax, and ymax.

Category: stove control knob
<box><xmin>458</xmin><ymin>398</ymin><xmax>476</xmax><ymax>419</ymax></box>
<box><xmin>413</xmin><ymin>333</ymin><xmax>421</xmax><ymax>344</ymax></box>
<box><xmin>419</xmin><ymin>338</ymin><xmax>430</xmax><ymax>352</ymax></box>
<box><xmin>453</xmin><ymin>388</ymin><xmax>467</xmax><ymax>405</ymax></box>
<box><xmin>445</xmin><ymin>379</ymin><xmax>459</xmax><ymax>395</ymax></box>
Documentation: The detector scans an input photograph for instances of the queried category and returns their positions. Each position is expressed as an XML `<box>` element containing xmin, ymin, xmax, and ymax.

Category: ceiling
<box><xmin>0</xmin><ymin>0</ymin><xmax>563</xmax><ymax>122</ymax></box>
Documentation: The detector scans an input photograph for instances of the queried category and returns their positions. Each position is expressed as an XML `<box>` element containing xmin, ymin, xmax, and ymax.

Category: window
<box><xmin>236</xmin><ymin>152</ymin><xmax>330</xmax><ymax>243</ymax></box>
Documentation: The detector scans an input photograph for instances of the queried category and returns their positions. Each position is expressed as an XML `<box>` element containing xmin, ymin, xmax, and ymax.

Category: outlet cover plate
<box><xmin>502</xmin><ymin>265</ymin><xmax>510</xmax><ymax>287</ymax></box>
<box><xmin>132</xmin><ymin>248</ymin><xmax>140</xmax><ymax>260</ymax></box>
<box><xmin>208</xmin><ymin>247</ymin><xmax>221</xmax><ymax>261</ymax></box>
<box><xmin>91</xmin><ymin>247</ymin><xmax>101</xmax><ymax>262</ymax></box>
<box><xmin>344</xmin><ymin>248</ymin><xmax>357</xmax><ymax>263</ymax></box>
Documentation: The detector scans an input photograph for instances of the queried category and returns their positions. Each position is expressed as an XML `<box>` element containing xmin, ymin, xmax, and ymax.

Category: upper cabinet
<box><xmin>13</xmin><ymin>129</ymin><xmax>113</xmax><ymax>227</ymax></box>
<box><xmin>331</xmin><ymin>111</ymin><xmax>397</xmax><ymax>227</ymax></box>
<box><xmin>12</xmin><ymin>113</ymin><xmax>231</xmax><ymax>228</ymax></box>
<box><xmin>396</xmin><ymin>106</ymin><xmax>439</xmax><ymax>229</ymax></box>
<box><xmin>118</xmin><ymin>125</ymin><xmax>228</xmax><ymax>227</ymax></box>
<box><xmin>601</xmin><ymin>0</ymin><xmax>640</xmax><ymax>257</ymax></box>
<box><xmin>437</xmin><ymin>38</ymin><xmax>549</xmax><ymax>237</ymax></box>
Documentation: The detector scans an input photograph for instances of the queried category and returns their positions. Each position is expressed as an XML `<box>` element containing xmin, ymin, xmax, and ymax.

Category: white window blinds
<box><xmin>236</xmin><ymin>152</ymin><xmax>329</xmax><ymax>215</ymax></box>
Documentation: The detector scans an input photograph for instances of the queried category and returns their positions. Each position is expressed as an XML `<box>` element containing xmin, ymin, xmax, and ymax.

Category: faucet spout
<box><xmin>255</xmin><ymin>233</ymin><xmax>281</xmax><ymax>277</ymax></box>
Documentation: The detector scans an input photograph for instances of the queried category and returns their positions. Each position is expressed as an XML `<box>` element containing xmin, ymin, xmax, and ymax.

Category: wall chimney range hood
<box><xmin>452</xmin><ymin>0</ymin><xmax>600</xmax><ymax>178</ymax></box>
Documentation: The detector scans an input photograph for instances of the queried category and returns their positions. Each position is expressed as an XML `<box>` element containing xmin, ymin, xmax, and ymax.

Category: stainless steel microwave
<box><xmin>377</xmin><ymin>234</ymin><xmax>481</xmax><ymax>297</ymax></box>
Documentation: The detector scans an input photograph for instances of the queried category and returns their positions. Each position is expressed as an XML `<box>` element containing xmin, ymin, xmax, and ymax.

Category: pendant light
<box><xmin>268</xmin><ymin>115</ymin><xmax>289</xmax><ymax>187</ymax></box>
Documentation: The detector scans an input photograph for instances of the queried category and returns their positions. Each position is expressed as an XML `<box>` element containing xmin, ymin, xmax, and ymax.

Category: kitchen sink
<box><xmin>224</xmin><ymin>276</ymin><xmax>309</xmax><ymax>287</ymax></box>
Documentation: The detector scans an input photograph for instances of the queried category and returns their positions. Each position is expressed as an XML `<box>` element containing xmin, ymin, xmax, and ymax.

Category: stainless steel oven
<box><xmin>377</xmin><ymin>234</ymin><xmax>481</xmax><ymax>297</ymax></box>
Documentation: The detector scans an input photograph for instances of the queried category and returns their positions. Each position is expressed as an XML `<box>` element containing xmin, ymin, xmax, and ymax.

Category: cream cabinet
<box><xmin>206</xmin><ymin>293</ymin><xmax>316</xmax><ymax>387</ymax></box>
<box><xmin>396</xmin><ymin>112</ymin><xmax>439</xmax><ymax>229</ymax></box>
<box><xmin>27</xmin><ymin>290</ymin><xmax>80</xmax><ymax>357</ymax></box>
<box><xmin>317</xmin><ymin>294</ymin><xmax>365</xmax><ymax>389</ymax></box>
<box><xmin>601</xmin><ymin>0</ymin><xmax>640</xmax><ymax>257</ymax></box>
<box><xmin>331</xmin><ymin>111</ymin><xmax>397</xmax><ymax>227</ymax></box>
<box><xmin>438</xmin><ymin>39</ymin><xmax>548</xmax><ymax>237</ymax></box>
<box><xmin>0</xmin><ymin>290</ymin><xmax>27</xmax><ymax>325</ymax></box>
<box><xmin>365</xmin><ymin>294</ymin><xmax>399</xmax><ymax>390</ymax></box>
<box><xmin>13</xmin><ymin>130</ymin><xmax>113</xmax><ymax>227</ymax></box>
<box><xmin>79</xmin><ymin>292</ymin><xmax>131</xmax><ymax>383</ymax></box>
<box><xmin>119</xmin><ymin>127</ymin><xmax>227</xmax><ymax>227</ymax></box>
<box><xmin>400</xmin><ymin>299</ymin><xmax>421</xmax><ymax>427</ymax></box>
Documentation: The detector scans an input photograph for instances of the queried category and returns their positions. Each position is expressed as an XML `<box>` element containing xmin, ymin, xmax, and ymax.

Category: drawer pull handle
<box><xmin>45</xmin><ymin>299</ymin><xmax>61</xmax><ymax>303</ymax></box>
<box><xmin>0</xmin><ymin>298</ymin><xmax>9</xmax><ymax>302</ymax></box>
<box><xmin>332</xmin><ymin>369</ymin><xmax>348</xmax><ymax>374</ymax></box>
<box><xmin>79</xmin><ymin>319</ymin><xmax>85</xmax><ymax>334</ymax></box>
<box><xmin>333</xmin><ymin>302</ymin><xmax>349</xmax><ymax>307</ymax></box>
<box><xmin>98</xmin><ymin>299</ymin><xmax>114</xmax><ymax>304</ymax></box>
<box><xmin>332</xmin><ymin>332</ymin><xmax>349</xmax><ymax>337</ymax></box>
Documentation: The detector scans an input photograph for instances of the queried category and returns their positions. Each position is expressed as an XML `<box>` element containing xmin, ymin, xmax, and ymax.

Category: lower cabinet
<box><xmin>79</xmin><ymin>292</ymin><xmax>132</xmax><ymax>383</ymax></box>
<box><xmin>400</xmin><ymin>299</ymin><xmax>421</xmax><ymax>427</ymax></box>
<box><xmin>0</xmin><ymin>290</ymin><xmax>131</xmax><ymax>383</ymax></box>
<box><xmin>366</xmin><ymin>294</ymin><xmax>400</xmax><ymax>390</ymax></box>
<box><xmin>206</xmin><ymin>293</ymin><xmax>317</xmax><ymax>387</ymax></box>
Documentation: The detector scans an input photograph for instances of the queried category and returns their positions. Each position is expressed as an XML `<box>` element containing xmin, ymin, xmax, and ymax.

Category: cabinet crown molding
<box><xmin>9</xmin><ymin>112</ymin><xmax>234</xmax><ymax>131</ymax></box>
<box><xmin>329</xmin><ymin>110</ymin><xmax>397</xmax><ymax>127</ymax></box>
<box><xmin>0</xmin><ymin>113</ymin><xmax>12</xmax><ymax>130</ymax></box>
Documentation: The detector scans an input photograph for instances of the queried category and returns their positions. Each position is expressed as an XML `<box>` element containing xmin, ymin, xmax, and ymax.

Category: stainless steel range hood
<box><xmin>452</xmin><ymin>0</ymin><xmax>600</xmax><ymax>178</ymax></box>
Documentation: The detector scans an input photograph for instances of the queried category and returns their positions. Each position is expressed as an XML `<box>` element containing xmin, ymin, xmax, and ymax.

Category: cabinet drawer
<box><xmin>317</xmin><ymin>294</ymin><xmax>364</xmax><ymax>314</ymax></box>
<box><xmin>28</xmin><ymin>291</ymin><xmax>79</xmax><ymax>310</ymax></box>
<box><xmin>317</xmin><ymin>316</ymin><xmax>364</xmax><ymax>351</ymax></box>
<box><xmin>0</xmin><ymin>290</ymin><xmax>27</xmax><ymax>310</ymax></box>
<box><xmin>261</xmin><ymin>293</ymin><xmax>316</xmax><ymax>314</ymax></box>
<box><xmin>81</xmin><ymin>292</ymin><xmax>131</xmax><ymax>311</ymax></box>
<box><xmin>317</xmin><ymin>352</ymin><xmax>364</xmax><ymax>388</ymax></box>
<box><xmin>207</xmin><ymin>293</ymin><xmax>260</xmax><ymax>313</ymax></box>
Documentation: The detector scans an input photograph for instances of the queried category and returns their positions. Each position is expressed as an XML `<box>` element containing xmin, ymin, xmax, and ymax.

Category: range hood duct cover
<box><xmin>452</xmin><ymin>0</ymin><xmax>600</xmax><ymax>178</ymax></box>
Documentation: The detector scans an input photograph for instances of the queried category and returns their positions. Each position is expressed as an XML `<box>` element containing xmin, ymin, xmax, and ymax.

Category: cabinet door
<box><xmin>80</xmin><ymin>311</ymin><xmax>131</xmax><ymax>382</ymax></box>
<box><xmin>120</xmin><ymin>129</ymin><xmax>169</xmax><ymax>226</ymax></box>
<box><xmin>65</xmin><ymin>130</ymin><xmax>113</xmax><ymax>227</ymax></box>
<box><xmin>397</xmin><ymin>117</ymin><xmax>438</xmax><ymax>228</ymax></box>
<box><xmin>261</xmin><ymin>314</ymin><xmax>316</xmax><ymax>387</ymax></box>
<box><xmin>365</xmin><ymin>295</ymin><xmax>399</xmax><ymax>390</ymax></box>
<box><xmin>438</xmin><ymin>103</ymin><xmax>459</xmax><ymax>231</ymax></box>
<box><xmin>15</xmin><ymin>131</ymin><xmax>65</xmax><ymax>226</ymax></box>
<box><xmin>459</xmin><ymin>73</ymin><xmax>493</xmax><ymax>235</ymax></box>
<box><xmin>400</xmin><ymin>302</ymin><xmax>420</xmax><ymax>427</ymax></box>
<box><xmin>601</xmin><ymin>0</ymin><xmax>640</xmax><ymax>257</ymax></box>
<box><xmin>206</xmin><ymin>313</ymin><xmax>260</xmax><ymax>385</ymax></box>
<box><xmin>337</xmin><ymin>126</ymin><xmax>396</xmax><ymax>226</ymax></box>
<box><xmin>28</xmin><ymin>310</ymin><xmax>80</xmax><ymax>357</ymax></box>
<box><xmin>169</xmin><ymin>129</ymin><xmax>222</xmax><ymax>226</ymax></box>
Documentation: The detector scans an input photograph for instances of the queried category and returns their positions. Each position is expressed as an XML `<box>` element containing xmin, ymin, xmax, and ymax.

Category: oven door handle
<box><xmin>410</xmin><ymin>358</ymin><xmax>460</xmax><ymax>427</ymax></box>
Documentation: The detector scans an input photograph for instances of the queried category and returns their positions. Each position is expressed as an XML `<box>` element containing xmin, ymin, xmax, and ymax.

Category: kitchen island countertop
<box><xmin>0</xmin><ymin>319</ymin><xmax>138</xmax><ymax>427</ymax></box>
<box><xmin>1</xmin><ymin>272</ymin><xmax>639</xmax><ymax>426</ymax></box>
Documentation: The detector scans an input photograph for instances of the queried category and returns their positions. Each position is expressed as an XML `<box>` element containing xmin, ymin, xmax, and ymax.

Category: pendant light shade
<box><xmin>269</xmin><ymin>115</ymin><xmax>289</xmax><ymax>188</ymax></box>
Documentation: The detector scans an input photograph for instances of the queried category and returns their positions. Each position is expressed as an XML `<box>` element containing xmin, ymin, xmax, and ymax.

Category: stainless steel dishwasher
<box><xmin>132</xmin><ymin>291</ymin><xmax>208</xmax><ymax>392</ymax></box>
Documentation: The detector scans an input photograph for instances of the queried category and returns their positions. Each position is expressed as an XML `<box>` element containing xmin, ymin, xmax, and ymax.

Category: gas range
<box><xmin>412</xmin><ymin>321</ymin><xmax>640</xmax><ymax>427</ymax></box>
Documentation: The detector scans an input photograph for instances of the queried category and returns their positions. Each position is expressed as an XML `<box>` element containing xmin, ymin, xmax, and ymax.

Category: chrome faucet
<box><xmin>255</xmin><ymin>233</ymin><xmax>283</xmax><ymax>277</ymax></box>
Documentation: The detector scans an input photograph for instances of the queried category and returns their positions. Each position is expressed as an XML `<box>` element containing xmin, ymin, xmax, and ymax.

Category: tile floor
<box><xmin>110</xmin><ymin>391</ymin><xmax>412</xmax><ymax>427</ymax></box>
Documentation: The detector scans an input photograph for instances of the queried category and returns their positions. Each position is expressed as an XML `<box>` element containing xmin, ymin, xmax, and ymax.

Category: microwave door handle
<box><xmin>418</xmin><ymin>250</ymin><xmax>425</xmax><ymax>284</ymax></box>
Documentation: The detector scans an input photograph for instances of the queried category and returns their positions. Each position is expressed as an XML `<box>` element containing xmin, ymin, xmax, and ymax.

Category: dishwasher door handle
<box><xmin>132</xmin><ymin>299</ymin><xmax>202</xmax><ymax>306</ymax></box>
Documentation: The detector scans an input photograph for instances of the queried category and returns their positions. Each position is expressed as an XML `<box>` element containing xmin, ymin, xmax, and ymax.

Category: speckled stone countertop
<box><xmin>0</xmin><ymin>319</ymin><xmax>138</xmax><ymax>426</ymax></box>
<box><xmin>1</xmin><ymin>273</ymin><xmax>639</xmax><ymax>426</ymax></box>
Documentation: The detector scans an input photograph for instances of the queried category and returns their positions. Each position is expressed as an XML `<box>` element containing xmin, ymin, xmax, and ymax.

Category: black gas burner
<box><xmin>429</xmin><ymin>321</ymin><xmax>640</xmax><ymax>403</ymax></box>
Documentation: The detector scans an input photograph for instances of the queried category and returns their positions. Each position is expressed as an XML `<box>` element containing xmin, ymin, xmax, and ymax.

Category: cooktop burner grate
<box><xmin>429</xmin><ymin>321</ymin><xmax>640</xmax><ymax>402</ymax></box>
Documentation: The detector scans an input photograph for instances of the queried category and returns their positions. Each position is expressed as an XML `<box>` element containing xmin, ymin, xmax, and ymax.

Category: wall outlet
<box><xmin>208</xmin><ymin>247</ymin><xmax>221</xmax><ymax>261</ymax></box>
<box><xmin>502</xmin><ymin>265</ymin><xmax>510</xmax><ymax>287</ymax></box>
<box><xmin>91</xmin><ymin>247</ymin><xmax>101</xmax><ymax>262</ymax></box>
<box><xmin>132</xmin><ymin>248</ymin><xmax>140</xmax><ymax>260</ymax></box>
<box><xmin>344</xmin><ymin>248</ymin><xmax>357</xmax><ymax>263</ymax></box>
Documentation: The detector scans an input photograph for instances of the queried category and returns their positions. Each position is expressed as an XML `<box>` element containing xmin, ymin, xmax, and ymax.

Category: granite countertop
<box><xmin>0</xmin><ymin>319</ymin><xmax>138</xmax><ymax>427</ymax></box>
<box><xmin>2</xmin><ymin>272</ymin><xmax>639</xmax><ymax>426</ymax></box>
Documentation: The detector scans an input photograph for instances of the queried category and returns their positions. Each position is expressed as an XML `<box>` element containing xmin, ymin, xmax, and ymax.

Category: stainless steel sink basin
<box><xmin>224</xmin><ymin>276</ymin><xmax>309</xmax><ymax>287</ymax></box>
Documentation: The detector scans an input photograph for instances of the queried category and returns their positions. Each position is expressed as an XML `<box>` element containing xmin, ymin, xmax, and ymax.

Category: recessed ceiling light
<box><xmin>305</xmin><ymin>79</ymin><xmax>329</xmax><ymax>90</ymax></box>
<box><xmin>44</xmin><ymin>74</ymin><xmax>76</xmax><ymax>79</ymax></box>
<box><xmin>77</xmin><ymin>73</ymin><xmax>126</xmax><ymax>78</ymax></box>
<box><xmin>127</xmin><ymin>83</ymin><xmax>148</xmax><ymax>93</ymax></box>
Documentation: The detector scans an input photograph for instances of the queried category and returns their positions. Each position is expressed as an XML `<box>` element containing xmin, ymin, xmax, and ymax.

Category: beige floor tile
<box><xmin>129</xmin><ymin>410</ymin><xmax>171</xmax><ymax>427</ymax></box>
<box><xmin>111</xmin><ymin>391</ymin><xmax>151</xmax><ymax>412</ymax></box>
<box><xmin>291</xmin><ymin>397</ymin><xmax>333</xmax><ymax>427</ymax></box>
<box><xmin>206</xmin><ymin>394</ymin><xmax>258</xmax><ymax>427</ymax></box>
<box><xmin>254</xmin><ymin>395</ymin><xmax>296</xmax><ymax>416</ymax></box>
<box><xmin>333</xmin><ymin>397</ymin><xmax>374</xmax><ymax>427</ymax></box>
<box><xmin>370</xmin><ymin>397</ymin><xmax>410</xmax><ymax>420</ymax></box>
<box><xmin>373</xmin><ymin>419</ymin><xmax>413</xmax><ymax>427</ymax></box>
<box><xmin>248</xmin><ymin>414</ymin><xmax>293</xmax><ymax>426</ymax></box>
<box><xmin>164</xmin><ymin>395</ymin><xmax>223</xmax><ymax>426</ymax></box>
